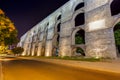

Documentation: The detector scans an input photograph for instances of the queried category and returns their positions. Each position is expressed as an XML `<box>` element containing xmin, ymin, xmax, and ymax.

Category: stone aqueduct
<box><xmin>18</xmin><ymin>0</ymin><xmax>120</xmax><ymax>59</ymax></box>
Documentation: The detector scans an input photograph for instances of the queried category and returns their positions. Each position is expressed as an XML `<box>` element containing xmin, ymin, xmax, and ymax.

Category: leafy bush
<box><xmin>75</xmin><ymin>35</ymin><xmax>84</xmax><ymax>44</ymax></box>
<box><xmin>12</xmin><ymin>47</ymin><xmax>24</xmax><ymax>54</ymax></box>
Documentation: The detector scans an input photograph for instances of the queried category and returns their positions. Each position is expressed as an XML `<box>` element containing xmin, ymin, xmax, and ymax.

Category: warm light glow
<box><xmin>31</xmin><ymin>53</ymin><xmax>34</xmax><ymax>56</ymax></box>
<box><xmin>94</xmin><ymin>48</ymin><xmax>102</xmax><ymax>58</ymax></box>
<box><xmin>0</xmin><ymin>58</ymin><xmax>15</xmax><ymax>61</ymax></box>
<box><xmin>91</xmin><ymin>47</ymin><xmax>107</xmax><ymax>58</ymax></box>
<box><xmin>0</xmin><ymin>9</ymin><xmax>4</xmax><ymax>14</ymax></box>
<box><xmin>45</xmin><ymin>51</ymin><xmax>50</xmax><ymax>57</ymax></box>
<box><xmin>88</xmin><ymin>19</ymin><xmax>106</xmax><ymax>31</ymax></box>
<box><xmin>21</xmin><ymin>53</ymin><xmax>26</xmax><ymax>56</ymax></box>
<box><xmin>37</xmin><ymin>53</ymin><xmax>40</xmax><ymax>56</ymax></box>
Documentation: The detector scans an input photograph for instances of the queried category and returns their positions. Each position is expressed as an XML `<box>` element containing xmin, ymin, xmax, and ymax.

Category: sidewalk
<box><xmin>21</xmin><ymin>57</ymin><xmax>120</xmax><ymax>74</ymax></box>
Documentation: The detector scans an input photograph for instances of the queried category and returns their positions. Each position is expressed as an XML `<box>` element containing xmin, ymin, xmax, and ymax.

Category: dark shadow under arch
<box><xmin>75</xmin><ymin>13</ymin><xmax>85</xmax><ymax>27</ymax></box>
<box><xmin>57</xmin><ymin>15</ymin><xmax>61</xmax><ymax>20</ymax></box>
<box><xmin>114</xmin><ymin>22</ymin><xmax>120</xmax><ymax>57</ymax></box>
<box><xmin>76</xmin><ymin>47</ymin><xmax>85</xmax><ymax>56</ymax></box>
<box><xmin>57</xmin><ymin>23</ymin><xmax>61</xmax><ymax>32</ymax></box>
<box><xmin>111</xmin><ymin>0</ymin><xmax>120</xmax><ymax>16</ymax></box>
<box><xmin>74</xmin><ymin>2</ymin><xmax>84</xmax><ymax>11</ymax></box>
<box><xmin>52</xmin><ymin>34</ymin><xmax>60</xmax><ymax>56</ymax></box>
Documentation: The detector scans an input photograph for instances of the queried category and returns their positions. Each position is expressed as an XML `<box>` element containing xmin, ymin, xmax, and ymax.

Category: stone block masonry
<box><xmin>18</xmin><ymin>0</ymin><xmax>120</xmax><ymax>59</ymax></box>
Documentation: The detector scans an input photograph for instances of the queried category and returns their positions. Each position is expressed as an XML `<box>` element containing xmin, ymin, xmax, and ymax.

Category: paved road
<box><xmin>0</xmin><ymin>57</ymin><xmax>120</xmax><ymax>80</ymax></box>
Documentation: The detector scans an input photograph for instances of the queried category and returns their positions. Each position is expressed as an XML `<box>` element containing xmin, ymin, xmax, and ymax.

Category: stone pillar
<box><xmin>59</xmin><ymin>22</ymin><xmax>72</xmax><ymax>57</ymax></box>
<box><xmin>31</xmin><ymin>43</ymin><xmax>36</xmax><ymax>56</ymax></box>
<box><xmin>27</xmin><ymin>43</ymin><xmax>31</xmax><ymax>56</ymax></box>
<box><xmin>22</xmin><ymin>43</ymin><xmax>28</xmax><ymax>56</ymax></box>
<box><xmin>59</xmin><ymin>37</ymin><xmax>72</xmax><ymax>57</ymax></box>
<box><xmin>45</xmin><ymin>40</ymin><xmax>53</xmax><ymax>57</ymax></box>
<box><xmin>85</xmin><ymin>0</ymin><xmax>117</xmax><ymax>58</ymax></box>
<box><xmin>44</xmin><ymin>27</ymin><xmax>55</xmax><ymax>57</ymax></box>
<box><xmin>37</xmin><ymin>42</ymin><xmax>42</xmax><ymax>56</ymax></box>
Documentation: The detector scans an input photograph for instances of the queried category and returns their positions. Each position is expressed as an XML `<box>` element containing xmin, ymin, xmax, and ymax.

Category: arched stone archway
<box><xmin>36</xmin><ymin>29</ymin><xmax>41</xmax><ymax>56</ymax></box>
<box><xmin>52</xmin><ymin>21</ymin><xmax>61</xmax><ymax>56</ymax></box>
<box><xmin>19</xmin><ymin>0</ymin><xmax>120</xmax><ymax>59</ymax></box>
<box><xmin>72</xmin><ymin>28</ymin><xmax>85</xmax><ymax>45</ymax></box>
<box><xmin>34</xmin><ymin>44</ymin><xmax>38</xmax><ymax>56</ymax></box>
<box><xmin>72</xmin><ymin>1</ymin><xmax>84</xmax><ymax>12</ymax></box>
<box><xmin>34</xmin><ymin>35</ymin><xmax>39</xmax><ymax>56</ymax></box>
<box><xmin>52</xmin><ymin>34</ymin><xmax>60</xmax><ymax>56</ymax></box>
<box><xmin>75</xmin><ymin>30</ymin><xmax>85</xmax><ymax>44</ymax></box>
<box><xmin>74</xmin><ymin>2</ymin><xmax>84</xmax><ymax>11</ymax></box>
<box><xmin>75</xmin><ymin>13</ymin><xmax>85</xmax><ymax>27</ymax></box>
<box><xmin>31</xmin><ymin>33</ymin><xmax>39</xmax><ymax>56</ymax></box>
<box><xmin>57</xmin><ymin>23</ymin><xmax>61</xmax><ymax>32</ymax></box>
<box><xmin>71</xmin><ymin>28</ymin><xmax>85</xmax><ymax>56</ymax></box>
<box><xmin>57</xmin><ymin>15</ymin><xmax>61</xmax><ymax>21</ymax></box>
<box><xmin>55</xmin><ymin>13</ymin><xmax>62</xmax><ymax>21</ymax></box>
<box><xmin>113</xmin><ymin>22</ymin><xmax>120</xmax><ymax>57</ymax></box>
<box><xmin>41</xmin><ymin>28</ymin><xmax>48</xmax><ymax>56</ymax></box>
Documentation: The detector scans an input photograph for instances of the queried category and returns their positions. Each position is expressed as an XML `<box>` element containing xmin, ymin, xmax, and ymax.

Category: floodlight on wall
<box><xmin>88</xmin><ymin>19</ymin><xmax>106</xmax><ymax>31</ymax></box>
<box><xmin>21</xmin><ymin>53</ymin><xmax>26</xmax><ymax>56</ymax></box>
<box><xmin>45</xmin><ymin>51</ymin><xmax>50</xmax><ymax>57</ymax></box>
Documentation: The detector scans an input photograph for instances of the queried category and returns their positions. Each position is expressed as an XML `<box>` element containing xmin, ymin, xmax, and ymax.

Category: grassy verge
<box><xmin>52</xmin><ymin>56</ymin><xmax>101</xmax><ymax>62</ymax></box>
<box><xmin>23</xmin><ymin>56</ymin><xmax>102</xmax><ymax>62</ymax></box>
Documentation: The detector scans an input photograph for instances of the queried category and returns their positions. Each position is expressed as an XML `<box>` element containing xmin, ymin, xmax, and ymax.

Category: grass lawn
<box><xmin>25</xmin><ymin>56</ymin><xmax>103</xmax><ymax>62</ymax></box>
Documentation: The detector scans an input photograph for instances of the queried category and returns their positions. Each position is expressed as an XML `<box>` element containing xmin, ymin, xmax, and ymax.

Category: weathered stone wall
<box><xmin>18</xmin><ymin>0</ymin><xmax>120</xmax><ymax>59</ymax></box>
<box><xmin>85</xmin><ymin>0</ymin><xmax>117</xmax><ymax>58</ymax></box>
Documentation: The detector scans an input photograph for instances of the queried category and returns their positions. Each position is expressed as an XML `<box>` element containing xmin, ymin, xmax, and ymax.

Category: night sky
<box><xmin>0</xmin><ymin>0</ymin><xmax>120</xmax><ymax>38</ymax></box>
<box><xmin>0</xmin><ymin>0</ymin><xmax>69</xmax><ymax>38</ymax></box>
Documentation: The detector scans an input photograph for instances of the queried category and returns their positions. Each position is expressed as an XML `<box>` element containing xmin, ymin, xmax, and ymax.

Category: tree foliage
<box><xmin>114</xmin><ymin>22</ymin><xmax>120</xmax><ymax>46</ymax></box>
<box><xmin>75</xmin><ymin>33</ymin><xmax>85</xmax><ymax>44</ymax></box>
<box><xmin>114</xmin><ymin>22</ymin><xmax>120</xmax><ymax>53</ymax></box>
<box><xmin>0</xmin><ymin>9</ymin><xmax>18</xmax><ymax>46</ymax></box>
<box><xmin>0</xmin><ymin>9</ymin><xmax>18</xmax><ymax>54</ymax></box>
<box><xmin>75</xmin><ymin>32</ymin><xmax>85</xmax><ymax>56</ymax></box>
<box><xmin>114</xmin><ymin>29</ymin><xmax>120</xmax><ymax>46</ymax></box>
<box><xmin>12</xmin><ymin>47</ymin><xmax>24</xmax><ymax>54</ymax></box>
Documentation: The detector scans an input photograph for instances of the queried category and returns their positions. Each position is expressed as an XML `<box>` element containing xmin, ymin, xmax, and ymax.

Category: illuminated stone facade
<box><xmin>18</xmin><ymin>0</ymin><xmax>120</xmax><ymax>59</ymax></box>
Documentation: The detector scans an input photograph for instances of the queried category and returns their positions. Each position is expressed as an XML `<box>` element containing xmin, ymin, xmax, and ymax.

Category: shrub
<box><xmin>12</xmin><ymin>47</ymin><xmax>24</xmax><ymax>54</ymax></box>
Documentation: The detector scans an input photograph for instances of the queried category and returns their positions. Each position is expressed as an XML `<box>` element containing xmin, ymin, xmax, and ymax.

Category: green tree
<box><xmin>0</xmin><ymin>9</ymin><xmax>18</xmax><ymax>54</ymax></box>
<box><xmin>12</xmin><ymin>47</ymin><xmax>24</xmax><ymax>55</ymax></box>
<box><xmin>114</xmin><ymin>29</ymin><xmax>120</xmax><ymax>46</ymax></box>
<box><xmin>114</xmin><ymin>22</ymin><xmax>120</xmax><ymax>54</ymax></box>
<box><xmin>75</xmin><ymin>33</ymin><xmax>85</xmax><ymax>44</ymax></box>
